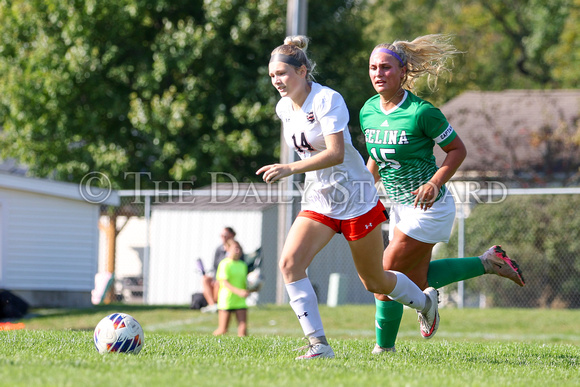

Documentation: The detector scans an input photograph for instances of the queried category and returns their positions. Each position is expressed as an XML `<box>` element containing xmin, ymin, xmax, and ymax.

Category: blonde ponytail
<box><xmin>374</xmin><ymin>34</ymin><xmax>463</xmax><ymax>92</ymax></box>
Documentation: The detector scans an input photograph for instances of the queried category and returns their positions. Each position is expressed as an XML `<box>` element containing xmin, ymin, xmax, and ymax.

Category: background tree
<box><xmin>0</xmin><ymin>0</ymin><xmax>287</xmax><ymax>189</ymax></box>
<box><xmin>0</xmin><ymin>0</ymin><xmax>373</xmax><ymax>188</ymax></box>
<box><xmin>549</xmin><ymin>0</ymin><xmax>580</xmax><ymax>87</ymax></box>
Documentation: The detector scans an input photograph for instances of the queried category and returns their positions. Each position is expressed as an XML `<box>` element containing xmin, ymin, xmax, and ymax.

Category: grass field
<box><xmin>2</xmin><ymin>304</ymin><xmax>579</xmax><ymax>387</ymax></box>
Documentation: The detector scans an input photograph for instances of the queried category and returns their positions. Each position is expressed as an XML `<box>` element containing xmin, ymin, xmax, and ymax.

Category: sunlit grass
<box><xmin>2</xmin><ymin>304</ymin><xmax>579</xmax><ymax>386</ymax></box>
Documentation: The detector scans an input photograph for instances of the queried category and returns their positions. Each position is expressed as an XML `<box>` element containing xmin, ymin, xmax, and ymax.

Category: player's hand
<box><xmin>411</xmin><ymin>181</ymin><xmax>439</xmax><ymax>211</ymax></box>
<box><xmin>256</xmin><ymin>164</ymin><xmax>292</xmax><ymax>183</ymax></box>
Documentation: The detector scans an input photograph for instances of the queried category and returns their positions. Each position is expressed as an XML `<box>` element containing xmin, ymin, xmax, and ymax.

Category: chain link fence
<box><xmin>436</xmin><ymin>188</ymin><xmax>580</xmax><ymax>309</ymax></box>
<box><xmin>100</xmin><ymin>186</ymin><xmax>580</xmax><ymax>309</ymax></box>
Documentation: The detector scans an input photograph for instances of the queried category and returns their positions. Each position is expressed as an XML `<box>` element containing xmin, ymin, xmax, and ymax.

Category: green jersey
<box><xmin>360</xmin><ymin>91</ymin><xmax>456</xmax><ymax>205</ymax></box>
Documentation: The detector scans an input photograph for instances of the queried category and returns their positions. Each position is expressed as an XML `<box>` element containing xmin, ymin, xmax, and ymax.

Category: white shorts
<box><xmin>388</xmin><ymin>189</ymin><xmax>456</xmax><ymax>244</ymax></box>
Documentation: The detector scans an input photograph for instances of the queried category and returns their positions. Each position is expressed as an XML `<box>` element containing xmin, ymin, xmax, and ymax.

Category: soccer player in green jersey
<box><xmin>360</xmin><ymin>34</ymin><xmax>526</xmax><ymax>354</ymax></box>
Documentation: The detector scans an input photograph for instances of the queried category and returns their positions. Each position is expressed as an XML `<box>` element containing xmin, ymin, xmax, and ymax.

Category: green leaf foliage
<box><xmin>0</xmin><ymin>0</ymin><xmax>287</xmax><ymax>188</ymax></box>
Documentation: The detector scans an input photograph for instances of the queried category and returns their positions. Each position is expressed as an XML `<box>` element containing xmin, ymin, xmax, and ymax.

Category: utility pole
<box><xmin>276</xmin><ymin>0</ymin><xmax>308</xmax><ymax>304</ymax></box>
<box><xmin>286</xmin><ymin>0</ymin><xmax>308</xmax><ymax>38</ymax></box>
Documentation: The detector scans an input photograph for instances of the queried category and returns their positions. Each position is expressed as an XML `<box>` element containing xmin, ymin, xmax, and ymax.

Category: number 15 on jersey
<box><xmin>370</xmin><ymin>148</ymin><xmax>401</xmax><ymax>170</ymax></box>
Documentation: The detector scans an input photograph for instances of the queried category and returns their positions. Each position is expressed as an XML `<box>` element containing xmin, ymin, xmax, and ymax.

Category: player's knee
<box><xmin>278</xmin><ymin>255</ymin><xmax>296</xmax><ymax>278</ymax></box>
<box><xmin>279</xmin><ymin>254</ymin><xmax>308</xmax><ymax>283</ymax></box>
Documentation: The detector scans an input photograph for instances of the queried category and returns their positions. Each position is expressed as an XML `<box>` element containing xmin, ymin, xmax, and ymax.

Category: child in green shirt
<box><xmin>213</xmin><ymin>239</ymin><xmax>249</xmax><ymax>337</ymax></box>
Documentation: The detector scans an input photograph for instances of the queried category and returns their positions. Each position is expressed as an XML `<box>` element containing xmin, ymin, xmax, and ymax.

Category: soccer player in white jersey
<box><xmin>360</xmin><ymin>34</ymin><xmax>526</xmax><ymax>354</ymax></box>
<box><xmin>257</xmin><ymin>35</ymin><xmax>441</xmax><ymax>360</ymax></box>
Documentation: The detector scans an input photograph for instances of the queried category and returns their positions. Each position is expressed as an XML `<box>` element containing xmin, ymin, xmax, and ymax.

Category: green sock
<box><xmin>375</xmin><ymin>258</ymin><xmax>485</xmax><ymax>348</ymax></box>
<box><xmin>427</xmin><ymin>257</ymin><xmax>485</xmax><ymax>289</ymax></box>
<box><xmin>375</xmin><ymin>298</ymin><xmax>404</xmax><ymax>349</ymax></box>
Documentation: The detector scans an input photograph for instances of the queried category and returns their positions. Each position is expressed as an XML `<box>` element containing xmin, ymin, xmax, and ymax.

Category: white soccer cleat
<box><xmin>417</xmin><ymin>287</ymin><xmax>439</xmax><ymax>339</ymax></box>
<box><xmin>480</xmin><ymin>245</ymin><xmax>525</xmax><ymax>287</ymax></box>
<box><xmin>371</xmin><ymin>344</ymin><xmax>396</xmax><ymax>354</ymax></box>
<box><xmin>294</xmin><ymin>343</ymin><xmax>335</xmax><ymax>360</ymax></box>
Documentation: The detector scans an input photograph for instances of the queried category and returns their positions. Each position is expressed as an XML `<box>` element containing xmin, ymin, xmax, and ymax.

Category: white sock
<box><xmin>387</xmin><ymin>271</ymin><xmax>426</xmax><ymax>311</ymax></box>
<box><xmin>285</xmin><ymin>278</ymin><xmax>325</xmax><ymax>338</ymax></box>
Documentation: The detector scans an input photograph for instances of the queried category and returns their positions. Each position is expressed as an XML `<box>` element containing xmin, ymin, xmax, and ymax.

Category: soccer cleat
<box><xmin>371</xmin><ymin>344</ymin><xmax>396</xmax><ymax>354</ymax></box>
<box><xmin>480</xmin><ymin>245</ymin><xmax>525</xmax><ymax>287</ymax></box>
<box><xmin>294</xmin><ymin>343</ymin><xmax>335</xmax><ymax>360</ymax></box>
<box><xmin>417</xmin><ymin>287</ymin><xmax>439</xmax><ymax>339</ymax></box>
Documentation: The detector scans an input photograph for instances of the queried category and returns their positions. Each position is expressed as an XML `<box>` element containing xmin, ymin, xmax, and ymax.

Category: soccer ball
<box><xmin>246</xmin><ymin>269</ymin><xmax>264</xmax><ymax>292</ymax></box>
<box><xmin>93</xmin><ymin>313</ymin><xmax>144</xmax><ymax>354</ymax></box>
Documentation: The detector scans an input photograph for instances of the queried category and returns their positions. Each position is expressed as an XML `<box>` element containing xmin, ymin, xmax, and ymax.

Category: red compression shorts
<box><xmin>297</xmin><ymin>200</ymin><xmax>387</xmax><ymax>241</ymax></box>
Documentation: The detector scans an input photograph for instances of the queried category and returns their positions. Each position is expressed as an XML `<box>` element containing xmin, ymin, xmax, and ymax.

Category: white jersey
<box><xmin>276</xmin><ymin>82</ymin><xmax>377</xmax><ymax>219</ymax></box>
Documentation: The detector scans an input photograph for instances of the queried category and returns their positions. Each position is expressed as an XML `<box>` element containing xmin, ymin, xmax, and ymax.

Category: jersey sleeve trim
<box><xmin>434</xmin><ymin>124</ymin><xmax>456</xmax><ymax>147</ymax></box>
<box><xmin>433</xmin><ymin>125</ymin><xmax>457</xmax><ymax>146</ymax></box>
